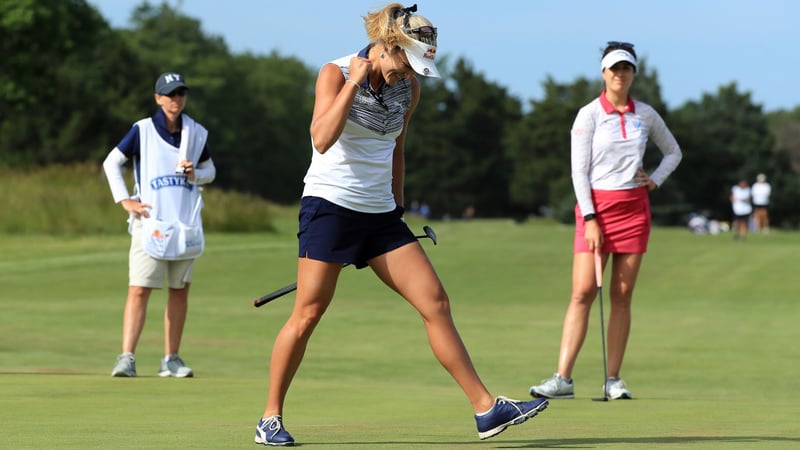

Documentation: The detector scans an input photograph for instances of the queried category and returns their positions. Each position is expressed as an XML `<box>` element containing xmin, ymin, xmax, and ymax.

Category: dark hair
<box><xmin>603</xmin><ymin>41</ymin><xmax>637</xmax><ymax>59</ymax></box>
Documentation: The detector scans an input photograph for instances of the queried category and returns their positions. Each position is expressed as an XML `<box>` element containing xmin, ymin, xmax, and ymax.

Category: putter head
<box><xmin>423</xmin><ymin>225</ymin><xmax>437</xmax><ymax>245</ymax></box>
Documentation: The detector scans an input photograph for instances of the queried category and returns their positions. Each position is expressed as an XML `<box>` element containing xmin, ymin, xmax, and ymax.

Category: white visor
<box><xmin>400</xmin><ymin>38</ymin><xmax>440</xmax><ymax>78</ymax></box>
<box><xmin>601</xmin><ymin>49</ymin><xmax>637</xmax><ymax>72</ymax></box>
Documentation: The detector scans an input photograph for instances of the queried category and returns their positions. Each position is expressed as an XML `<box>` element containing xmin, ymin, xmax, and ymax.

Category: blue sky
<box><xmin>90</xmin><ymin>0</ymin><xmax>797</xmax><ymax>112</ymax></box>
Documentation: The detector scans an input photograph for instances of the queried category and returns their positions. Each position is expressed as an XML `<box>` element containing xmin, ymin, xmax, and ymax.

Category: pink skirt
<box><xmin>574</xmin><ymin>187</ymin><xmax>651</xmax><ymax>254</ymax></box>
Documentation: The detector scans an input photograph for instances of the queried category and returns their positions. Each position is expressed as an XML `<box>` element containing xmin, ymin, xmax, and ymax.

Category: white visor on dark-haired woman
<box><xmin>601</xmin><ymin>49</ymin><xmax>637</xmax><ymax>72</ymax></box>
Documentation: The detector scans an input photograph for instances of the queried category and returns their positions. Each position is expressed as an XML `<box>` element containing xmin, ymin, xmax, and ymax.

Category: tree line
<box><xmin>3</xmin><ymin>0</ymin><xmax>800</xmax><ymax>227</ymax></box>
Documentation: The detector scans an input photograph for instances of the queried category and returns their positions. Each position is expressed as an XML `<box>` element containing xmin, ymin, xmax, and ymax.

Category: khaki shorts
<box><xmin>129</xmin><ymin>219</ymin><xmax>194</xmax><ymax>289</ymax></box>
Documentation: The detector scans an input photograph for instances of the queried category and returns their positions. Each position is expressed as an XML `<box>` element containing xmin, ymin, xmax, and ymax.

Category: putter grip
<box><xmin>594</xmin><ymin>249</ymin><xmax>603</xmax><ymax>288</ymax></box>
<box><xmin>253</xmin><ymin>282</ymin><xmax>298</xmax><ymax>307</ymax></box>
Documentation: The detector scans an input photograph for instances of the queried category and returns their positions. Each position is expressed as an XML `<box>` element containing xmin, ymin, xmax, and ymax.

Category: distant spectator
<box><xmin>409</xmin><ymin>200</ymin><xmax>420</xmax><ymax>216</ymax></box>
<box><xmin>730</xmin><ymin>179</ymin><xmax>752</xmax><ymax>240</ymax></box>
<box><xmin>463</xmin><ymin>205</ymin><xmax>475</xmax><ymax>220</ymax></box>
<box><xmin>419</xmin><ymin>202</ymin><xmax>430</xmax><ymax>219</ymax></box>
<box><xmin>751</xmin><ymin>173</ymin><xmax>771</xmax><ymax>233</ymax></box>
<box><xmin>687</xmin><ymin>212</ymin><xmax>708</xmax><ymax>234</ymax></box>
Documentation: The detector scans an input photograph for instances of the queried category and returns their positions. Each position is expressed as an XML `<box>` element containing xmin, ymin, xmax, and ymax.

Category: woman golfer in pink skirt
<box><xmin>530</xmin><ymin>41</ymin><xmax>682</xmax><ymax>400</ymax></box>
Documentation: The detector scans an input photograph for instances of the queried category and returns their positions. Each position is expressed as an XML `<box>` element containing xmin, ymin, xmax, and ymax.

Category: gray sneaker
<box><xmin>604</xmin><ymin>377</ymin><xmax>632</xmax><ymax>399</ymax></box>
<box><xmin>158</xmin><ymin>354</ymin><xmax>194</xmax><ymax>378</ymax></box>
<box><xmin>111</xmin><ymin>352</ymin><xmax>137</xmax><ymax>377</ymax></box>
<box><xmin>530</xmin><ymin>373</ymin><xmax>574</xmax><ymax>399</ymax></box>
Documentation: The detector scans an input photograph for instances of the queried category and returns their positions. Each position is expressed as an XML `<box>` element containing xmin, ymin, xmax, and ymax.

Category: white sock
<box><xmin>476</xmin><ymin>400</ymin><xmax>497</xmax><ymax>416</ymax></box>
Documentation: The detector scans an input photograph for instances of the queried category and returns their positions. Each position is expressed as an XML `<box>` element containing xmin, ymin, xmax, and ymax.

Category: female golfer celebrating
<box><xmin>530</xmin><ymin>41</ymin><xmax>682</xmax><ymax>400</ymax></box>
<box><xmin>254</xmin><ymin>3</ymin><xmax>548</xmax><ymax>446</ymax></box>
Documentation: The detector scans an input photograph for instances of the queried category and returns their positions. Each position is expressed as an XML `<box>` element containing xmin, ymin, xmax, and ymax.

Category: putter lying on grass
<box><xmin>253</xmin><ymin>225</ymin><xmax>438</xmax><ymax>308</ymax></box>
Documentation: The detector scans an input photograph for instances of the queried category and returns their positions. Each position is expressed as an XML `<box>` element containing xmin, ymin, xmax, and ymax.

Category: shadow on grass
<box><xmin>0</xmin><ymin>370</ymin><xmax>98</xmax><ymax>376</ymax></box>
<box><xmin>0</xmin><ymin>372</ymin><xmax>196</xmax><ymax>378</ymax></box>
<box><xmin>302</xmin><ymin>436</ymin><xmax>800</xmax><ymax>447</ymax></box>
<box><xmin>505</xmin><ymin>436</ymin><xmax>800</xmax><ymax>448</ymax></box>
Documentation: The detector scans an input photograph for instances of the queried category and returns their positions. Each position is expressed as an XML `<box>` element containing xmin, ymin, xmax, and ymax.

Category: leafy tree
<box><xmin>762</xmin><ymin>108</ymin><xmax>800</xmax><ymax>226</ymax></box>
<box><xmin>117</xmin><ymin>2</ymin><xmax>233</xmax><ymax>132</ymax></box>
<box><xmin>3</xmin><ymin>0</ymin><xmax>798</xmax><ymax>228</ymax></box>
<box><xmin>117</xmin><ymin>2</ymin><xmax>315</xmax><ymax>203</ymax></box>
<box><xmin>220</xmin><ymin>52</ymin><xmax>315</xmax><ymax>202</ymax></box>
<box><xmin>506</xmin><ymin>77</ymin><xmax>593</xmax><ymax>220</ymax></box>
<box><xmin>404</xmin><ymin>58</ymin><xmax>523</xmax><ymax>218</ymax></box>
<box><xmin>767</xmin><ymin>108</ymin><xmax>800</xmax><ymax>172</ymax></box>
<box><xmin>1</xmin><ymin>0</ymin><xmax>101</xmax><ymax>110</ymax></box>
<box><xmin>0</xmin><ymin>0</ymin><xmax>137</xmax><ymax>165</ymax></box>
<box><xmin>669</xmin><ymin>83</ymin><xmax>775</xmax><ymax>222</ymax></box>
<box><xmin>397</xmin><ymin>62</ymin><xmax>450</xmax><ymax>215</ymax></box>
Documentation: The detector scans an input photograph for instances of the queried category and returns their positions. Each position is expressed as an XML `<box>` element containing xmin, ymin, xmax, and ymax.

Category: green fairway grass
<box><xmin>1</xmin><ymin>218</ymin><xmax>798</xmax><ymax>449</ymax></box>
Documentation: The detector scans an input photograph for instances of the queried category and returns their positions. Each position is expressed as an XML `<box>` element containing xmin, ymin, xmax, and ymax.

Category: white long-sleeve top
<box><xmin>104</xmin><ymin>149</ymin><xmax>216</xmax><ymax>204</ymax></box>
<box><xmin>571</xmin><ymin>93</ymin><xmax>682</xmax><ymax>216</ymax></box>
<box><xmin>103</xmin><ymin>110</ymin><xmax>216</xmax><ymax>231</ymax></box>
<box><xmin>103</xmin><ymin>110</ymin><xmax>215</xmax><ymax>204</ymax></box>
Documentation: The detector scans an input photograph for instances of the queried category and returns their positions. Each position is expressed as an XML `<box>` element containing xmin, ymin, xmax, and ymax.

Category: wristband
<box><xmin>345</xmin><ymin>79</ymin><xmax>360</xmax><ymax>88</ymax></box>
<box><xmin>583</xmin><ymin>213</ymin><xmax>597</xmax><ymax>222</ymax></box>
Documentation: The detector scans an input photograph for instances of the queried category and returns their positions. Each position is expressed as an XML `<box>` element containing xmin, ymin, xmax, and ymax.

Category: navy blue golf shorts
<box><xmin>297</xmin><ymin>196</ymin><xmax>416</xmax><ymax>269</ymax></box>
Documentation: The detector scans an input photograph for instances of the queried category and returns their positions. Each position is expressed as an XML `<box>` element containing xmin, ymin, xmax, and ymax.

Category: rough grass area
<box><xmin>0</xmin><ymin>163</ymin><xmax>279</xmax><ymax>234</ymax></box>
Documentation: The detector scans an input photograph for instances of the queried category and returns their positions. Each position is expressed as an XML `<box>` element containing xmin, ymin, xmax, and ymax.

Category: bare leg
<box><xmin>165</xmin><ymin>284</ymin><xmax>190</xmax><ymax>355</ymax></box>
<box><xmin>734</xmin><ymin>218</ymin><xmax>748</xmax><ymax>239</ymax></box>
<box><xmin>556</xmin><ymin>252</ymin><xmax>599</xmax><ymax>378</ymax></box>
<box><xmin>606</xmin><ymin>253</ymin><xmax>643</xmax><ymax>378</ymax></box>
<box><xmin>122</xmin><ymin>285</ymin><xmax>153</xmax><ymax>353</ymax></box>
<box><xmin>263</xmin><ymin>258</ymin><xmax>342</xmax><ymax>417</ymax></box>
<box><xmin>755</xmin><ymin>209</ymin><xmax>769</xmax><ymax>233</ymax></box>
<box><xmin>754</xmin><ymin>209</ymin><xmax>763</xmax><ymax>232</ymax></box>
<box><xmin>370</xmin><ymin>242</ymin><xmax>495</xmax><ymax>414</ymax></box>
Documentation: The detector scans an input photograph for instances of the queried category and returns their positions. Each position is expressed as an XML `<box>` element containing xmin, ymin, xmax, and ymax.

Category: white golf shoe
<box><xmin>604</xmin><ymin>377</ymin><xmax>632</xmax><ymax>399</ymax></box>
<box><xmin>530</xmin><ymin>373</ymin><xmax>575</xmax><ymax>399</ymax></box>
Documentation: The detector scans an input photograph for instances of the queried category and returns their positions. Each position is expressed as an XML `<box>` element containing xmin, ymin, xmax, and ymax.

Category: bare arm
<box><xmin>309</xmin><ymin>57</ymin><xmax>371</xmax><ymax>153</ymax></box>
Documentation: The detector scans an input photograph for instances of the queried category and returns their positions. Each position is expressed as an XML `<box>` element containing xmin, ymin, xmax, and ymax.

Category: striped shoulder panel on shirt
<box><xmin>335</xmin><ymin>63</ymin><xmax>411</xmax><ymax>136</ymax></box>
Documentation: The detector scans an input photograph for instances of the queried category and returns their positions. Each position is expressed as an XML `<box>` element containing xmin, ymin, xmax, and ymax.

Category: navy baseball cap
<box><xmin>155</xmin><ymin>72</ymin><xmax>188</xmax><ymax>95</ymax></box>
